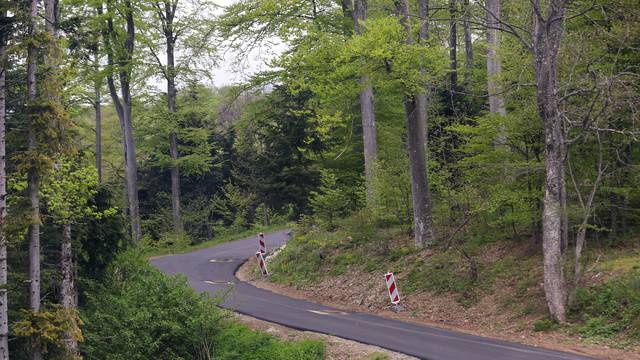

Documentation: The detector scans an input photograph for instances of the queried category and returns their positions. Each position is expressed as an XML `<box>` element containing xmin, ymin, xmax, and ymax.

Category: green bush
<box><xmin>533</xmin><ymin>318</ymin><xmax>559</xmax><ymax>332</ymax></box>
<box><xmin>81</xmin><ymin>250</ymin><xmax>224</xmax><ymax>359</ymax></box>
<box><xmin>572</xmin><ymin>270</ymin><xmax>640</xmax><ymax>339</ymax></box>
<box><xmin>81</xmin><ymin>250</ymin><xmax>325</xmax><ymax>359</ymax></box>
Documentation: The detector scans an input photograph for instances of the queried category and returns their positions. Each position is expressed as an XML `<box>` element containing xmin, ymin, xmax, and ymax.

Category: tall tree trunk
<box><xmin>104</xmin><ymin>0</ymin><xmax>141</xmax><ymax>243</ymax></box>
<box><xmin>485</xmin><ymin>0</ymin><xmax>506</xmax><ymax>115</ymax></box>
<box><xmin>60</xmin><ymin>223</ymin><xmax>78</xmax><ymax>354</ymax></box>
<box><xmin>27</xmin><ymin>0</ymin><xmax>42</xmax><ymax>358</ymax></box>
<box><xmin>418</xmin><ymin>0</ymin><xmax>429</xmax><ymax>41</ymax></box>
<box><xmin>0</xmin><ymin>15</ymin><xmax>9</xmax><ymax>359</ymax></box>
<box><xmin>532</xmin><ymin>0</ymin><xmax>569</xmax><ymax>323</ymax></box>
<box><xmin>353</xmin><ymin>0</ymin><xmax>378</xmax><ymax>204</ymax></box>
<box><xmin>448</xmin><ymin>0</ymin><xmax>458</xmax><ymax>91</ymax></box>
<box><xmin>94</xmin><ymin>54</ymin><xmax>102</xmax><ymax>183</ymax></box>
<box><xmin>395</xmin><ymin>0</ymin><xmax>434</xmax><ymax>247</ymax></box>
<box><xmin>462</xmin><ymin>0</ymin><xmax>473</xmax><ymax>88</ymax></box>
<box><xmin>163</xmin><ymin>1</ymin><xmax>183</xmax><ymax>235</ymax></box>
<box><xmin>123</xmin><ymin>0</ymin><xmax>141</xmax><ymax>243</ymax></box>
<box><xmin>122</xmin><ymin>92</ymin><xmax>141</xmax><ymax>243</ymax></box>
<box><xmin>341</xmin><ymin>0</ymin><xmax>353</xmax><ymax>26</ymax></box>
<box><xmin>417</xmin><ymin>0</ymin><xmax>435</xmax><ymax>245</ymax></box>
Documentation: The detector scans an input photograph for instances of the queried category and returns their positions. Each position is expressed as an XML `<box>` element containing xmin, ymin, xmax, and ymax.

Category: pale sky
<box><xmin>210</xmin><ymin>0</ymin><xmax>285</xmax><ymax>87</ymax></box>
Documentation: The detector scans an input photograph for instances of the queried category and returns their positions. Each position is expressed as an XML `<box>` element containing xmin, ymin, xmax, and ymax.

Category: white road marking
<box><xmin>307</xmin><ymin>309</ymin><xmax>348</xmax><ymax>315</ymax></box>
<box><xmin>204</xmin><ymin>280</ymin><xmax>235</xmax><ymax>285</ymax></box>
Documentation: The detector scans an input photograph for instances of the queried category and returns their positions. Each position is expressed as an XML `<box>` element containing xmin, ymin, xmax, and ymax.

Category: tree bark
<box><xmin>353</xmin><ymin>0</ymin><xmax>378</xmax><ymax>204</ymax></box>
<box><xmin>448</xmin><ymin>0</ymin><xmax>458</xmax><ymax>91</ymax></box>
<box><xmin>417</xmin><ymin>0</ymin><xmax>435</xmax><ymax>245</ymax></box>
<box><xmin>27</xmin><ymin>0</ymin><xmax>42</xmax><ymax>358</ymax></box>
<box><xmin>341</xmin><ymin>0</ymin><xmax>353</xmax><ymax>25</ymax></box>
<box><xmin>418</xmin><ymin>0</ymin><xmax>429</xmax><ymax>42</ymax></box>
<box><xmin>162</xmin><ymin>0</ymin><xmax>183</xmax><ymax>235</ymax></box>
<box><xmin>462</xmin><ymin>0</ymin><xmax>473</xmax><ymax>88</ymax></box>
<box><xmin>94</xmin><ymin>53</ymin><xmax>102</xmax><ymax>183</ymax></box>
<box><xmin>532</xmin><ymin>0</ymin><xmax>569</xmax><ymax>323</ymax></box>
<box><xmin>0</xmin><ymin>15</ymin><xmax>9</xmax><ymax>359</ymax></box>
<box><xmin>485</xmin><ymin>0</ymin><xmax>506</xmax><ymax>115</ymax></box>
<box><xmin>60</xmin><ymin>223</ymin><xmax>78</xmax><ymax>354</ymax></box>
<box><xmin>103</xmin><ymin>0</ymin><xmax>141</xmax><ymax>243</ymax></box>
<box><xmin>395</xmin><ymin>0</ymin><xmax>434</xmax><ymax>247</ymax></box>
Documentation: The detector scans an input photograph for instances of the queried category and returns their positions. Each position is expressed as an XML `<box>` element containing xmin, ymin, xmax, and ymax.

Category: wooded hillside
<box><xmin>0</xmin><ymin>0</ymin><xmax>638</xmax><ymax>358</ymax></box>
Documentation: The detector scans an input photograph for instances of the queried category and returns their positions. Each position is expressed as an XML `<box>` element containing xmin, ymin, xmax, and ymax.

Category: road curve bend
<box><xmin>151</xmin><ymin>230</ymin><xmax>594</xmax><ymax>360</ymax></box>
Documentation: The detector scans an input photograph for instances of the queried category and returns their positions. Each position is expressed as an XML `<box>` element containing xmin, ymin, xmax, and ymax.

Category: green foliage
<box><xmin>371</xmin><ymin>157</ymin><xmax>412</xmax><ymax>226</ymax></box>
<box><xmin>572</xmin><ymin>270</ymin><xmax>640</xmax><ymax>339</ymax></box>
<box><xmin>41</xmin><ymin>154</ymin><xmax>116</xmax><ymax>223</ymax></box>
<box><xmin>533</xmin><ymin>318</ymin><xmax>559</xmax><ymax>332</ymax></box>
<box><xmin>365</xmin><ymin>353</ymin><xmax>389</xmax><ymax>360</ymax></box>
<box><xmin>77</xmin><ymin>185</ymin><xmax>128</xmax><ymax>281</ymax></box>
<box><xmin>137</xmin><ymin>88</ymin><xmax>215</xmax><ymax>176</ymax></box>
<box><xmin>309</xmin><ymin>170</ymin><xmax>364</xmax><ymax>229</ymax></box>
<box><xmin>13</xmin><ymin>306</ymin><xmax>84</xmax><ymax>359</ymax></box>
<box><xmin>233</xmin><ymin>86</ymin><xmax>322</xmax><ymax>217</ymax></box>
<box><xmin>81</xmin><ymin>250</ymin><xmax>223</xmax><ymax>359</ymax></box>
<box><xmin>81</xmin><ymin>250</ymin><xmax>323</xmax><ymax>359</ymax></box>
<box><xmin>404</xmin><ymin>253</ymin><xmax>474</xmax><ymax>295</ymax></box>
<box><xmin>269</xmin><ymin>230</ymin><xmax>328</xmax><ymax>286</ymax></box>
<box><xmin>214</xmin><ymin>323</ymin><xmax>324</xmax><ymax>360</ymax></box>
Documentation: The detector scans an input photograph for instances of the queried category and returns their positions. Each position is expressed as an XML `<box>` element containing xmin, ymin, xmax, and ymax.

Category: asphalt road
<box><xmin>151</xmin><ymin>230</ymin><xmax>595</xmax><ymax>360</ymax></box>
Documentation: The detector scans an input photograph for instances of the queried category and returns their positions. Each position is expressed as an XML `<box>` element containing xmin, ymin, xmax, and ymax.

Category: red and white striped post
<box><xmin>384</xmin><ymin>272</ymin><xmax>401</xmax><ymax>306</ymax></box>
<box><xmin>255</xmin><ymin>251</ymin><xmax>269</xmax><ymax>276</ymax></box>
<box><xmin>258</xmin><ymin>232</ymin><xmax>266</xmax><ymax>254</ymax></box>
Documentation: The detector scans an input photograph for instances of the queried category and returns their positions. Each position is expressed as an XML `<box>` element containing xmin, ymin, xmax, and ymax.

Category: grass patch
<box><xmin>215</xmin><ymin>323</ymin><xmax>325</xmax><ymax>360</ymax></box>
<box><xmin>269</xmin><ymin>231</ymin><xmax>334</xmax><ymax>286</ymax></box>
<box><xmin>365</xmin><ymin>353</ymin><xmax>390</xmax><ymax>360</ymax></box>
<box><xmin>596</xmin><ymin>250</ymin><xmax>640</xmax><ymax>274</ymax></box>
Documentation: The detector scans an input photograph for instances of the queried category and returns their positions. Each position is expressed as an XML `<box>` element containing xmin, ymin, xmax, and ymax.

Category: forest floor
<box><xmin>237</xmin><ymin>231</ymin><xmax>640</xmax><ymax>360</ymax></box>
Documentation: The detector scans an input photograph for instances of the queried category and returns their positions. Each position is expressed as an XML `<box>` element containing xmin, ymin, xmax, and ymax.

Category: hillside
<box><xmin>239</xmin><ymin>218</ymin><xmax>640</xmax><ymax>360</ymax></box>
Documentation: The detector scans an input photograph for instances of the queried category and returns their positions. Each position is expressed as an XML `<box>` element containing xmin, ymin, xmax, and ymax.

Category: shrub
<box><xmin>81</xmin><ymin>250</ymin><xmax>325</xmax><ymax>359</ymax></box>
<box><xmin>81</xmin><ymin>250</ymin><xmax>224</xmax><ymax>359</ymax></box>
<box><xmin>572</xmin><ymin>270</ymin><xmax>640</xmax><ymax>339</ymax></box>
<box><xmin>533</xmin><ymin>318</ymin><xmax>559</xmax><ymax>332</ymax></box>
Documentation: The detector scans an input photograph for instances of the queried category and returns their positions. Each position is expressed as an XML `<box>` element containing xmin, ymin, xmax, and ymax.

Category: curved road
<box><xmin>151</xmin><ymin>230</ymin><xmax>594</xmax><ymax>360</ymax></box>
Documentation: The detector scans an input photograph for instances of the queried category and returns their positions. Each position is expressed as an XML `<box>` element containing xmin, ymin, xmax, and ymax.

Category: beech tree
<box><xmin>394</xmin><ymin>0</ymin><xmax>435</xmax><ymax>247</ymax></box>
<box><xmin>484</xmin><ymin>0</ymin><xmax>506</xmax><ymax>116</ymax></box>
<box><xmin>530</xmin><ymin>0</ymin><xmax>570</xmax><ymax>323</ymax></box>
<box><xmin>351</xmin><ymin>0</ymin><xmax>378</xmax><ymax>204</ymax></box>
<box><xmin>101</xmin><ymin>0</ymin><xmax>142</xmax><ymax>243</ymax></box>
<box><xmin>0</xmin><ymin>7</ymin><xmax>8</xmax><ymax>360</ymax></box>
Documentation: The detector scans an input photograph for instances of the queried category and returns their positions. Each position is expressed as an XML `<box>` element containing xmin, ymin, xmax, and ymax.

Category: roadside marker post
<box><xmin>385</xmin><ymin>272</ymin><xmax>401</xmax><ymax>311</ymax></box>
<box><xmin>256</xmin><ymin>251</ymin><xmax>269</xmax><ymax>276</ymax></box>
<box><xmin>258</xmin><ymin>232</ymin><xmax>266</xmax><ymax>254</ymax></box>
